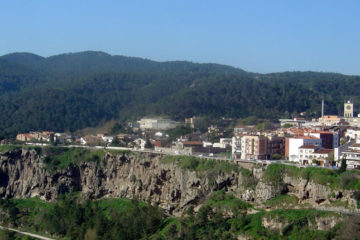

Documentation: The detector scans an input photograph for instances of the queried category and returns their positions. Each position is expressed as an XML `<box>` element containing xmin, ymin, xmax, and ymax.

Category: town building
<box><xmin>212</xmin><ymin>138</ymin><xmax>232</xmax><ymax>149</ymax></box>
<box><xmin>279</xmin><ymin>118</ymin><xmax>306</xmax><ymax>127</ymax></box>
<box><xmin>304</xmin><ymin>131</ymin><xmax>339</xmax><ymax>149</ymax></box>
<box><xmin>297</xmin><ymin>145</ymin><xmax>333</xmax><ymax>166</ymax></box>
<box><xmin>318</xmin><ymin>115</ymin><xmax>342</xmax><ymax>126</ymax></box>
<box><xmin>138</xmin><ymin>118</ymin><xmax>178</xmax><ymax>130</ymax></box>
<box><xmin>339</xmin><ymin>143</ymin><xmax>360</xmax><ymax>169</ymax></box>
<box><xmin>345</xmin><ymin>128</ymin><xmax>360</xmax><ymax>143</ymax></box>
<box><xmin>285</xmin><ymin>136</ymin><xmax>322</xmax><ymax>162</ymax></box>
<box><xmin>344</xmin><ymin>100</ymin><xmax>354</xmax><ymax>118</ymax></box>
<box><xmin>233</xmin><ymin>125</ymin><xmax>256</xmax><ymax>136</ymax></box>
<box><xmin>267</xmin><ymin>135</ymin><xmax>285</xmax><ymax>158</ymax></box>
<box><xmin>185</xmin><ymin>117</ymin><xmax>200</xmax><ymax>129</ymax></box>
<box><xmin>131</xmin><ymin>138</ymin><xmax>147</xmax><ymax>150</ymax></box>
<box><xmin>16</xmin><ymin>131</ymin><xmax>54</xmax><ymax>142</ymax></box>
<box><xmin>232</xmin><ymin>135</ymin><xmax>268</xmax><ymax>160</ymax></box>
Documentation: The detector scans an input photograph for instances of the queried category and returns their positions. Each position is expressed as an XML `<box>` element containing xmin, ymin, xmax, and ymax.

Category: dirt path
<box><xmin>0</xmin><ymin>225</ymin><xmax>55</xmax><ymax>240</ymax></box>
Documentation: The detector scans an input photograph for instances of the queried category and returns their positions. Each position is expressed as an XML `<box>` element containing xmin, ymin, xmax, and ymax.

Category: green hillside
<box><xmin>0</xmin><ymin>51</ymin><xmax>359</xmax><ymax>137</ymax></box>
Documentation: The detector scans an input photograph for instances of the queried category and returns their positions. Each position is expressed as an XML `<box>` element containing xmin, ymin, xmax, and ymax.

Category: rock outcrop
<box><xmin>0</xmin><ymin>149</ymin><xmax>358</xmax><ymax>214</ymax></box>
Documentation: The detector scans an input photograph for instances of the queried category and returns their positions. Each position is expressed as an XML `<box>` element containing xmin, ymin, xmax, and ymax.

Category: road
<box><xmin>23</xmin><ymin>143</ymin><xmax>333</xmax><ymax>169</ymax></box>
<box><xmin>0</xmin><ymin>225</ymin><xmax>55</xmax><ymax>240</ymax></box>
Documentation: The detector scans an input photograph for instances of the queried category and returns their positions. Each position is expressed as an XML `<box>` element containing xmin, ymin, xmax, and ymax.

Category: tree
<box><xmin>111</xmin><ymin>137</ymin><xmax>120</xmax><ymax>146</ymax></box>
<box><xmin>145</xmin><ymin>138</ymin><xmax>153</xmax><ymax>149</ymax></box>
<box><xmin>339</xmin><ymin>157</ymin><xmax>347</xmax><ymax>173</ymax></box>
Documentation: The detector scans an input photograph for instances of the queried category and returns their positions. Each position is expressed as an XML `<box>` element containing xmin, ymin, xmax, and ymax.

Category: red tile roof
<box><xmin>314</xmin><ymin>148</ymin><xmax>333</xmax><ymax>154</ymax></box>
<box><xmin>182</xmin><ymin>141</ymin><xmax>203</xmax><ymax>146</ymax></box>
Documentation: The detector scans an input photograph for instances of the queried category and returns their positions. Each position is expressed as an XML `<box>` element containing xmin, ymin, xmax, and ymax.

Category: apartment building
<box><xmin>232</xmin><ymin>135</ymin><xmax>268</xmax><ymax>160</ymax></box>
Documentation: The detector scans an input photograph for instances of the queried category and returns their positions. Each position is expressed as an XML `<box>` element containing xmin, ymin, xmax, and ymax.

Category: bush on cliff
<box><xmin>42</xmin><ymin>147</ymin><xmax>105</xmax><ymax>171</ymax></box>
<box><xmin>264</xmin><ymin>163</ymin><xmax>360</xmax><ymax>190</ymax></box>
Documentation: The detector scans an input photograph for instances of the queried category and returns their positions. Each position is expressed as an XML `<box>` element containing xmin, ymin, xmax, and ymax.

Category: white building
<box><xmin>232</xmin><ymin>136</ymin><xmax>241</xmax><ymax>158</ymax></box>
<box><xmin>279</xmin><ymin>118</ymin><xmax>307</xmax><ymax>127</ymax></box>
<box><xmin>213</xmin><ymin>138</ymin><xmax>232</xmax><ymax>149</ymax></box>
<box><xmin>132</xmin><ymin>138</ymin><xmax>146</xmax><ymax>150</ymax></box>
<box><xmin>285</xmin><ymin>136</ymin><xmax>322</xmax><ymax>162</ymax></box>
<box><xmin>102</xmin><ymin>135</ymin><xmax>114</xmax><ymax>143</ymax></box>
<box><xmin>339</xmin><ymin>143</ymin><xmax>360</xmax><ymax>169</ymax></box>
<box><xmin>138</xmin><ymin>118</ymin><xmax>178</xmax><ymax>130</ymax></box>
<box><xmin>345</xmin><ymin>128</ymin><xmax>360</xmax><ymax>143</ymax></box>
<box><xmin>298</xmin><ymin>145</ymin><xmax>333</xmax><ymax>165</ymax></box>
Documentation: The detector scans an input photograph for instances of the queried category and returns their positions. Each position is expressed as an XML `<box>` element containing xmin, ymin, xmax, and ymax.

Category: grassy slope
<box><xmin>264</xmin><ymin>163</ymin><xmax>360</xmax><ymax>190</ymax></box>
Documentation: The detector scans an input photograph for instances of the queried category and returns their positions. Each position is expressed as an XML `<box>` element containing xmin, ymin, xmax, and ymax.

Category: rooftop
<box><xmin>314</xmin><ymin>148</ymin><xmax>333</xmax><ymax>154</ymax></box>
<box><xmin>182</xmin><ymin>141</ymin><xmax>203</xmax><ymax>146</ymax></box>
<box><xmin>299</xmin><ymin>144</ymin><xmax>318</xmax><ymax>149</ymax></box>
<box><xmin>290</xmin><ymin>135</ymin><xmax>319</xmax><ymax>140</ymax></box>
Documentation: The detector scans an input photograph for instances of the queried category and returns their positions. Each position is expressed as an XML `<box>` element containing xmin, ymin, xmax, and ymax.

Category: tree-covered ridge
<box><xmin>1</xmin><ymin>51</ymin><xmax>246</xmax><ymax>75</ymax></box>
<box><xmin>0</xmin><ymin>51</ymin><xmax>359</xmax><ymax>137</ymax></box>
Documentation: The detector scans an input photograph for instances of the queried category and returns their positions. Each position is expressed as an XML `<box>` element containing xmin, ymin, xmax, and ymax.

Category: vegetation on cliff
<box><xmin>42</xmin><ymin>147</ymin><xmax>106</xmax><ymax>171</ymax></box>
<box><xmin>0</xmin><ymin>192</ymin><xmax>350</xmax><ymax>240</ymax></box>
<box><xmin>264</xmin><ymin>163</ymin><xmax>360</xmax><ymax>190</ymax></box>
<box><xmin>160</xmin><ymin>155</ymin><xmax>239</xmax><ymax>174</ymax></box>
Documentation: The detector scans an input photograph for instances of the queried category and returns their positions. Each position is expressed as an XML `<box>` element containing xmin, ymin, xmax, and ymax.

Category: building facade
<box><xmin>285</xmin><ymin>136</ymin><xmax>322</xmax><ymax>162</ymax></box>
<box><xmin>344</xmin><ymin>100</ymin><xmax>354</xmax><ymax>118</ymax></box>
<box><xmin>339</xmin><ymin>143</ymin><xmax>360</xmax><ymax>169</ymax></box>
<box><xmin>138</xmin><ymin>118</ymin><xmax>178</xmax><ymax>130</ymax></box>
<box><xmin>232</xmin><ymin>135</ymin><xmax>268</xmax><ymax>160</ymax></box>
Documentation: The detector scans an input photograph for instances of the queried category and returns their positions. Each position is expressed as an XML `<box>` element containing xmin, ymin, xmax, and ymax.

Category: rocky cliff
<box><xmin>0</xmin><ymin>148</ymin><xmax>358</xmax><ymax>215</ymax></box>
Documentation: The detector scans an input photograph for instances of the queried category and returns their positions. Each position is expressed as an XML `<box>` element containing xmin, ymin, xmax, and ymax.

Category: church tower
<box><xmin>344</xmin><ymin>100</ymin><xmax>353</xmax><ymax>118</ymax></box>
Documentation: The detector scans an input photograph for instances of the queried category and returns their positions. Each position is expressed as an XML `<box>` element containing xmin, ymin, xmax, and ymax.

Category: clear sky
<box><xmin>0</xmin><ymin>0</ymin><xmax>359</xmax><ymax>75</ymax></box>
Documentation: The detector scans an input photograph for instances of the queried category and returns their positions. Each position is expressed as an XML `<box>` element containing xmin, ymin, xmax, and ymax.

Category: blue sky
<box><xmin>0</xmin><ymin>1</ymin><xmax>359</xmax><ymax>74</ymax></box>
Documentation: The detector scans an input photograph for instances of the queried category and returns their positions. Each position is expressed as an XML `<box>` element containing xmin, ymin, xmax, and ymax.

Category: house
<box><xmin>80</xmin><ymin>135</ymin><xmax>103</xmax><ymax>145</ymax></box>
<box><xmin>318</xmin><ymin>115</ymin><xmax>342</xmax><ymax>126</ymax></box>
<box><xmin>182</xmin><ymin>141</ymin><xmax>204</xmax><ymax>152</ymax></box>
<box><xmin>101</xmin><ymin>135</ymin><xmax>114</xmax><ymax>143</ymax></box>
<box><xmin>285</xmin><ymin>136</ymin><xmax>322</xmax><ymax>162</ymax></box>
<box><xmin>298</xmin><ymin>145</ymin><xmax>319</xmax><ymax>165</ymax></box>
<box><xmin>132</xmin><ymin>138</ymin><xmax>146</xmax><ymax>150</ymax></box>
<box><xmin>233</xmin><ymin>125</ymin><xmax>256</xmax><ymax>136</ymax></box>
<box><xmin>40</xmin><ymin>131</ymin><xmax>55</xmax><ymax>142</ymax></box>
<box><xmin>16</xmin><ymin>131</ymin><xmax>54</xmax><ymax>142</ymax></box>
<box><xmin>54</xmin><ymin>133</ymin><xmax>72</xmax><ymax>143</ymax></box>
<box><xmin>298</xmin><ymin>145</ymin><xmax>333</xmax><ymax>166</ymax></box>
<box><xmin>16</xmin><ymin>133</ymin><xmax>32</xmax><ymax>142</ymax></box>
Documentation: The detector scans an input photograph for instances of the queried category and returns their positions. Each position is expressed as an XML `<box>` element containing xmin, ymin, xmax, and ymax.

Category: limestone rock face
<box><xmin>0</xmin><ymin>149</ymin><xmax>358</xmax><ymax>214</ymax></box>
<box><xmin>255</xmin><ymin>181</ymin><xmax>285</xmax><ymax>203</ymax></box>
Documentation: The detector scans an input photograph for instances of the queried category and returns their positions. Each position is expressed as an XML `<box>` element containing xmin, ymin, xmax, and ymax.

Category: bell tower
<box><xmin>344</xmin><ymin>100</ymin><xmax>353</xmax><ymax>118</ymax></box>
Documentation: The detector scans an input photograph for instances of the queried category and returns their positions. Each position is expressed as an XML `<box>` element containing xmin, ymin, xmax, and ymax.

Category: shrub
<box><xmin>264</xmin><ymin>164</ymin><xmax>286</xmax><ymax>184</ymax></box>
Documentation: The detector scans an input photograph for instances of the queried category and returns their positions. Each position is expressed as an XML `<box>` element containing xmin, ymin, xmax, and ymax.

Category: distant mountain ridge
<box><xmin>1</xmin><ymin>51</ymin><xmax>246</xmax><ymax>75</ymax></box>
<box><xmin>0</xmin><ymin>50</ymin><xmax>359</xmax><ymax>138</ymax></box>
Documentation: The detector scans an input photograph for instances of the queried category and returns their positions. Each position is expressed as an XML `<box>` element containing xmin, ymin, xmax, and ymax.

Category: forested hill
<box><xmin>1</xmin><ymin>51</ymin><xmax>246</xmax><ymax>75</ymax></box>
<box><xmin>0</xmin><ymin>51</ymin><xmax>359</xmax><ymax>137</ymax></box>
